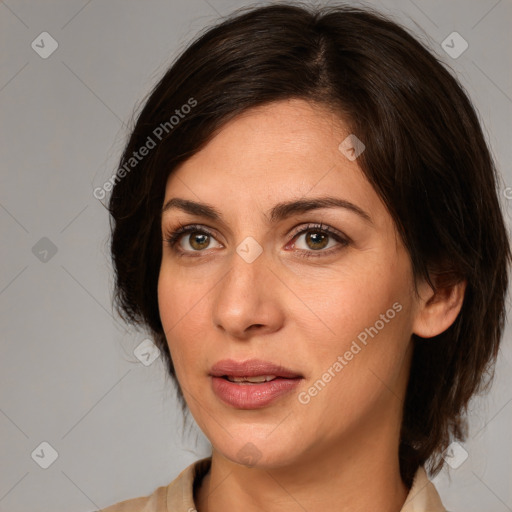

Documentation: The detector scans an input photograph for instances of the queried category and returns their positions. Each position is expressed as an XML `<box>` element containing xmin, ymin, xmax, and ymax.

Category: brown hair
<box><xmin>107</xmin><ymin>2</ymin><xmax>511</xmax><ymax>486</ymax></box>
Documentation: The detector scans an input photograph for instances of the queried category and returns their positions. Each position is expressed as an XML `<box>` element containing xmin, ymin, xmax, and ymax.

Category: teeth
<box><xmin>227</xmin><ymin>375</ymin><xmax>276</xmax><ymax>383</ymax></box>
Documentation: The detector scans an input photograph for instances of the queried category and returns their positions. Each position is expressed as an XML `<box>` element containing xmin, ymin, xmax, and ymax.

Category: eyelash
<box><xmin>163</xmin><ymin>222</ymin><xmax>350</xmax><ymax>259</ymax></box>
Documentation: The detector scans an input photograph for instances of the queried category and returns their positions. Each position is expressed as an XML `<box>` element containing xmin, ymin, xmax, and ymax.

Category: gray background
<box><xmin>1</xmin><ymin>0</ymin><xmax>511</xmax><ymax>511</ymax></box>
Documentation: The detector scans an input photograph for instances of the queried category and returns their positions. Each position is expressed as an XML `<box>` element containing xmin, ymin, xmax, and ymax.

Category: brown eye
<box><xmin>188</xmin><ymin>232</ymin><xmax>211</xmax><ymax>250</ymax></box>
<box><xmin>304</xmin><ymin>231</ymin><xmax>330</xmax><ymax>250</ymax></box>
<box><xmin>164</xmin><ymin>225</ymin><xmax>223</xmax><ymax>254</ymax></box>
<box><xmin>291</xmin><ymin>226</ymin><xmax>345</xmax><ymax>253</ymax></box>
<box><xmin>286</xmin><ymin>223</ymin><xmax>351</xmax><ymax>259</ymax></box>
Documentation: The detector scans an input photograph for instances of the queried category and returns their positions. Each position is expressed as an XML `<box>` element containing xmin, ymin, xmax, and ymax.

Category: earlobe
<box><xmin>412</xmin><ymin>277</ymin><xmax>467</xmax><ymax>339</ymax></box>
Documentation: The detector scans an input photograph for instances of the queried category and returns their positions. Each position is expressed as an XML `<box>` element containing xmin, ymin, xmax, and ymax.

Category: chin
<box><xmin>213</xmin><ymin>434</ymin><xmax>300</xmax><ymax>469</ymax></box>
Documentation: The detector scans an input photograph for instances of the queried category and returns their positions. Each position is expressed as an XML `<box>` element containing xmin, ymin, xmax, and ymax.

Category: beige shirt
<box><xmin>100</xmin><ymin>457</ymin><xmax>447</xmax><ymax>512</ymax></box>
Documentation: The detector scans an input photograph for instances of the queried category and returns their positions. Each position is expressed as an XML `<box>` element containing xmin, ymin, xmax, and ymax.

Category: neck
<box><xmin>195</xmin><ymin>418</ymin><xmax>409</xmax><ymax>512</ymax></box>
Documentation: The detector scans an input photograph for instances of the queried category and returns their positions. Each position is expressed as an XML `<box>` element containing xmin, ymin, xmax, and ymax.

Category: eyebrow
<box><xmin>161</xmin><ymin>196</ymin><xmax>373</xmax><ymax>225</ymax></box>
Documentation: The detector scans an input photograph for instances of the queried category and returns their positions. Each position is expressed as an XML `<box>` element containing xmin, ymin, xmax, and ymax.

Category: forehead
<box><xmin>171</xmin><ymin>99</ymin><xmax>348</xmax><ymax>177</ymax></box>
<box><xmin>162</xmin><ymin>99</ymin><xmax>386</xmax><ymax>228</ymax></box>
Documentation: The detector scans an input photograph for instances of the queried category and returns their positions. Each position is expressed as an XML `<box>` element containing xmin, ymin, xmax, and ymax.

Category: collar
<box><xmin>166</xmin><ymin>456</ymin><xmax>446</xmax><ymax>512</ymax></box>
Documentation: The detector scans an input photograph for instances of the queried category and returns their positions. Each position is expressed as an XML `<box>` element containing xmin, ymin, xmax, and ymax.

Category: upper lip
<box><xmin>210</xmin><ymin>359</ymin><xmax>303</xmax><ymax>378</ymax></box>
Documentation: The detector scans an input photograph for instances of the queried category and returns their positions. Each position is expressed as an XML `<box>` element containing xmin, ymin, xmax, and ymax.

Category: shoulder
<box><xmin>99</xmin><ymin>484</ymin><xmax>167</xmax><ymax>512</ymax></box>
<box><xmin>98</xmin><ymin>457</ymin><xmax>212</xmax><ymax>512</ymax></box>
<box><xmin>401</xmin><ymin>466</ymin><xmax>447</xmax><ymax>512</ymax></box>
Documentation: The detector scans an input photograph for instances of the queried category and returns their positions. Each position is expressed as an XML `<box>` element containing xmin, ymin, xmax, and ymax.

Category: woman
<box><xmin>103</xmin><ymin>2</ymin><xmax>511</xmax><ymax>511</ymax></box>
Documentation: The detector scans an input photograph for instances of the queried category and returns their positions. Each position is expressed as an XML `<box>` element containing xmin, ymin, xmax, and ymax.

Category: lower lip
<box><xmin>211</xmin><ymin>376</ymin><xmax>302</xmax><ymax>409</ymax></box>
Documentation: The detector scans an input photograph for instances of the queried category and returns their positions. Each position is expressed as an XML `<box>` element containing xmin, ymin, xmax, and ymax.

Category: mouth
<box><xmin>209</xmin><ymin>359</ymin><xmax>303</xmax><ymax>409</ymax></box>
<box><xmin>209</xmin><ymin>358</ymin><xmax>303</xmax><ymax>379</ymax></box>
<box><xmin>221</xmin><ymin>375</ymin><xmax>281</xmax><ymax>384</ymax></box>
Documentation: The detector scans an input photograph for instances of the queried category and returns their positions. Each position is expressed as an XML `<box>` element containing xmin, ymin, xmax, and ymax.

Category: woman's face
<box><xmin>158</xmin><ymin>99</ymin><xmax>424</xmax><ymax>468</ymax></box>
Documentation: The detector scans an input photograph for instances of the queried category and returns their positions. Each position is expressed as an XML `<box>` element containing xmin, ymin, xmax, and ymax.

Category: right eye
<box><xmin>163</xmin><ymin>224</ymin><xmax>223</xmax><ymax>255</ymax></box>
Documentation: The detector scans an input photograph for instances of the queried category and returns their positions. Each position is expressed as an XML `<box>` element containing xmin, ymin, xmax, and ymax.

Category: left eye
<box><xmin>291</xmin><ymin>228</ymin><xmax>340</xmax><ymax>251</ymax></box>
<box><xmin>292</xmin><ymin>226</ymin><xmax>349</xmax><ymax>256</ymax></box>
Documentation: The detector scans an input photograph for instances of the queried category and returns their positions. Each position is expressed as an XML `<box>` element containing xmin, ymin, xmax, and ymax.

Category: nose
<box><xmin>212</xmin><ymin>246</ymin><xmax>285</xmax><ymax>340</ymax></box>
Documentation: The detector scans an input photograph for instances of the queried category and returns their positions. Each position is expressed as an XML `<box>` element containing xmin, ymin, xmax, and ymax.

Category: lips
<box><xmin>209</xmin><ymin>359</ymin><xmax>303</xmax><ymax>409</ymax></box>
<box><xmin>226</xmin><ymin>375</ymin><xmax>277</xmax><ymax>383</ymax></box>
<box><xmin>209</xmin><ymin>358</ymin><xmax>302</xmax><ymax>379</ymax></box>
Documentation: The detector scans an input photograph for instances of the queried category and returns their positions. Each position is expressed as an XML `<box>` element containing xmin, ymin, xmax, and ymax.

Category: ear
<box><xmin>412</xmin><ymin>274</ymin><xmax>467</xmax><ymax>338</ymax></box>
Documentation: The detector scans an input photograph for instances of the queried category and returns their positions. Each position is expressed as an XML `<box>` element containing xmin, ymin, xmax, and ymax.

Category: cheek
<box><xmin>294</xmin><ymin>255</ymin><xmax>406</xmax><ymax>347</ymax></box>
<box><xmin>294</xmin><ymin>250</ymin><xmax>414</xmax><ymax>401</ymax></box>
<box><xmin>297</xmin><ymin>305</ymin><xmax>412</xmax><ymax>438</ymax></box>
<box><xmin>157</xmin><ymin>268</ymin><xmax>210</xmax><ymax>376</ymax></box>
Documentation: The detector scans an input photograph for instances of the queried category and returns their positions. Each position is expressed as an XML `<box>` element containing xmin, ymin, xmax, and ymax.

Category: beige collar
<box><xmin>165</xmin><ymin>457</ymin><xmax>446</xmax><ymax>512</ymax></box>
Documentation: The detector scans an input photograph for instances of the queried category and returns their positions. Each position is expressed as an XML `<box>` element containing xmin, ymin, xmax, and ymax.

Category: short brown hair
<box><xmin>108</xmin><ymin>2</ymin><xmax>511</xmax><ymax>486</ymax></box>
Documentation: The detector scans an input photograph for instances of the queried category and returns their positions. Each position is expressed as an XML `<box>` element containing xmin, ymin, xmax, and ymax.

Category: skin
<box><xmin>157</xmin><ymin>98</ymin><xmax>466</xmax><ymax>512</ymax></box>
